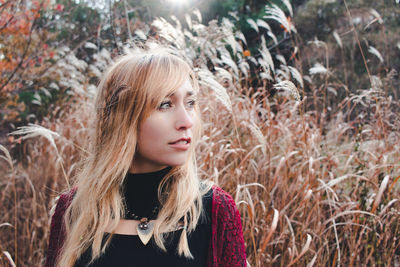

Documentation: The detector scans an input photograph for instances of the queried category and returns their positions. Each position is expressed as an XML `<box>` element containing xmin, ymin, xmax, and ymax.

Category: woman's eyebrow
<box><xmin>186</xmin><ymin>91</ymin><xmax>196</xmax><ymax>97</ymax></box>
<box><xmin>166</xmin><ymin>91</ymin><xmax>196</xmax><ymax>98</ymax></box>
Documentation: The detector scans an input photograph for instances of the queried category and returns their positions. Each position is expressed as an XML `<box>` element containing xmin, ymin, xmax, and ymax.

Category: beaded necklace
<box><xmin>123</xmin><ymin>167</ymin><xmax>171</xmax><ymax>244</ymax></box>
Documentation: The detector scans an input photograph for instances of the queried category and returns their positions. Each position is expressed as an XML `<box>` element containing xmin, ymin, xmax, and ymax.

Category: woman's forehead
<box><xmin>166</xmin><ymin>80</ymin><xmax>196</xmax><ymax>98</ymax></box>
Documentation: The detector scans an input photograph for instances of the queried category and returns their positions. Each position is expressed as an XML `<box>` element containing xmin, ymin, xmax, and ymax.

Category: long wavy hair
<box><xmin>56</xmin><ymin>48</ymin><xmax>211</xmax><ymax>266</ymax></box>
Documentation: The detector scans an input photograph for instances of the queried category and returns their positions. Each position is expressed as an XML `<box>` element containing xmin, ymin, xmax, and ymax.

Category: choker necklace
<box><xmin>137</xmin><ymin>217</ymin><xmax>155</xmax><ymax>245</ymax></box>
<box><xmin>125</xmin><ymin>205</ymin><xmax>160</xmax><ymax>220</ymax></box>
<box><xmin>125</xmin><ymin>206</ymin><xmax>159</xmax><ymax>245</ymax></box>
<box><xmin>123</xmin><ymin>167</ymin><xmax>171</xmax><ymax>245</ymax></box>
<box><xmin>136</xmin><ymin>218</ymin><xmax>186</xmax><ymax>246</ymax></box>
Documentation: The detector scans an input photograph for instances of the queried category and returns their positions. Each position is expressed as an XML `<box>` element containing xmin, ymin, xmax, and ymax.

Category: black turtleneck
<box><xmin>74</xmin><ymin>167</ymin><xmax>213</xmax><ymax>267</ymax></box>
<box><xmin>123</xmin><ymin>167</ymin><xmax>171</xmax><ymax>220</ymax></box>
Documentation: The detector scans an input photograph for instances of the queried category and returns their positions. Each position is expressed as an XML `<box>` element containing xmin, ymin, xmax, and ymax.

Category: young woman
<box><xmin>45</xmin><ymin>48</ymin><xmax>246</xmax><ymax>267</ymax></box>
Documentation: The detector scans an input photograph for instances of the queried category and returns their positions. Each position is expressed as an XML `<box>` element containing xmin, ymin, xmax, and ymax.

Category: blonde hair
<box><xmin>56</xmin><ymin>48</ymin><xmax>211</xmax><ymax>266</ymax></box>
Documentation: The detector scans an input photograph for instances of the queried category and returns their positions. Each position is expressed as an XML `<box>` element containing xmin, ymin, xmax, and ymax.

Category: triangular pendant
<box><xmin>136</xmin><ymin>218</ymin><xmax>154</xmax><ymax>245</ymax></box>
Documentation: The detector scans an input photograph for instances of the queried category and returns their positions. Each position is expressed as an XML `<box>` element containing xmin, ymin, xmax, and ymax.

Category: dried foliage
<box><xmin>1</xmin><ymin>1</ymin><xmax>400</xmax><ymax>266</ymax></box>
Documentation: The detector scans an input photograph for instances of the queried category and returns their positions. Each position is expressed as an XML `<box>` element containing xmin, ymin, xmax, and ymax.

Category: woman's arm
<box><xmin>209</xmin><ymin>186</ymin><xmax>247</xmax><ymax>267</ymax></box>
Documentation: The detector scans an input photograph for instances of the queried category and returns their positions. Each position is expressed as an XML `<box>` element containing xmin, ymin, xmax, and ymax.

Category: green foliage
<box><xmin>53</xmin><ymin>0</ymin><xmax>101</xmax><ymax>46</ymax></box>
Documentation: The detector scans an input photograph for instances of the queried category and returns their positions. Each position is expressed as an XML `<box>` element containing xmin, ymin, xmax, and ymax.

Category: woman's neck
<box><xmin>123</xmin><ymin>166</ymin><xmax>171</xmax><ymax>220</ymax></box>
<box><xmin>128</xmin><ymin>159</ymin><xmax>168</xmax><ymax>174</ymax></box>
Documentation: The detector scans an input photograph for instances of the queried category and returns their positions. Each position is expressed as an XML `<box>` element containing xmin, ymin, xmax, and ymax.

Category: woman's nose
<box><xmin>175</xmin><ymin>106</ymin><xmax>194</xmax><ymax>130</ymax></box>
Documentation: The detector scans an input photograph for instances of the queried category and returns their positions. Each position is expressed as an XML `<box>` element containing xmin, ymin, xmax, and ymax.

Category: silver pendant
<box><xmin>136</xmin><ymin>218</ymin><xmax>154</xmax><ymax>245</ymax></box>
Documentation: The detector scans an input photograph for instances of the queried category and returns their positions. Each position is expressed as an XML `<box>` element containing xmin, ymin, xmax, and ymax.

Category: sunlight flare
<box><xmin>166</xmin><ymin>0</ymin><xmax>189</xmax><ymax>5</ymax></box>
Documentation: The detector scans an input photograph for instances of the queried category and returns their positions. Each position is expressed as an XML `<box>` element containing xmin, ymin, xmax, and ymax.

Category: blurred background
<box><xmin>1</xmin><ymin>0</ymin><xmax>399</xmax><ymax>266</ymax></box>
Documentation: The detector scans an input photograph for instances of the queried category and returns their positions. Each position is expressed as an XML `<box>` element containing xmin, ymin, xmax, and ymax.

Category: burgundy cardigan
<box><xmin>45</xmin><ymin>186</ymin><xmax>246</xmax><ymax>267</ymax></box>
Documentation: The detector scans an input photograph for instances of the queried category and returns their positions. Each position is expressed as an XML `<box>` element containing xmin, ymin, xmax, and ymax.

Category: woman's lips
<box><xmin>169</xmin><ymin>137</ymin><xmax>191</xmax><ymax>150</ymax></box>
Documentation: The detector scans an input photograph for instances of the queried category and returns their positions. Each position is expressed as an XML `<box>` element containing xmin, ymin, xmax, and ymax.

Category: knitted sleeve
<box><xmin>208</xmin><ymin>186</ymin><xmax>247</xmax><ymax>267</ymax></box>
<box><xmin>45</xmin><ymin>188</ymin><xmax>76</xmax><ymax>267</ymax></box>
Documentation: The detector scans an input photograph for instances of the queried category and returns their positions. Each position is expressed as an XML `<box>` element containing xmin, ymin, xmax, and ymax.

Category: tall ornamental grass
<box><xmin>1</xmin><ymin>2</ymin><xmax>399</xmax><ymax>266</ymax></box>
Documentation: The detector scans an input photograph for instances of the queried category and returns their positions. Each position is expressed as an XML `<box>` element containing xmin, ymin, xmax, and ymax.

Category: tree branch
<box><xmin>0</xmin><ymin>4</ymin><xmax>41</xmax><ymax>92</ymax></box>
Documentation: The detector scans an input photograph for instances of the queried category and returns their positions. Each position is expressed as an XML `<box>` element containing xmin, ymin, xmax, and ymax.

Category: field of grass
<box><xmin>1</xmin><ymin>1</ymin><xmax>399</xmax><ymax>266</ymax></box>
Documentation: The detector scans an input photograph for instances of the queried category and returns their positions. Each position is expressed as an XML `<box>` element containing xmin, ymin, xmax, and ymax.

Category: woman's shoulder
<box><xmin>211</xmin><ymin>185</ymin><xmax>236</xmax><ymax>205</ymax></box>
<box><xmin>60</xmin><ymin>186</ymin><xmax>78</xmax><ymax>201</ymax></box>
<box><xmin>210</xmin><ymin>185</ymin><xmax>240</xmax><ymax>219</ymax></box>
<box><xmin>49</xmin><ymin>186</ymin><xmax>77</xmax><ymax>218</ymax></box>
<box><xmin>200</xmin><ymin>182</ymin><xmax>235</xmax><ymax>202</ymax></box>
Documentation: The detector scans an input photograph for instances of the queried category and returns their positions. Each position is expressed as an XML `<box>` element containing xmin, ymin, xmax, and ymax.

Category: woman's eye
<box><xmin>159</xmin><ymin>101</ymin><xmax>172</xmax><ymax>110</ymax></box>
<box><xmin>187</xmin><ymin>99</ymin><xmax>196</xmax><ymax>108</ymax></box>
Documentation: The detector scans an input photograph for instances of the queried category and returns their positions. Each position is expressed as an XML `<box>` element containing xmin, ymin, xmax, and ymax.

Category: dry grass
<box><xmin>1</xmin><ymin>2</ymin><xmax>400</xmax><ymax>267</ymax></box>
<box><xmin>197</xmin><ymin>87</ymin><xmax>400</xmax><ymax>266</ymax></box>
<box><xmin>0</xmin><ymin>97</ymin><xmax>92</xmax><ymax>266</ymax></box>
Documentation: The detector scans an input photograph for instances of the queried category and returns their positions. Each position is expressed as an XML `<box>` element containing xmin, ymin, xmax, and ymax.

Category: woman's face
<box><xmin>131</xmin><ymin>79</ymin><xmax>197</xmax><ymax>173</ymax></box>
